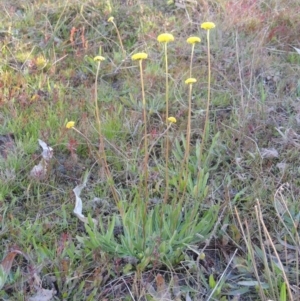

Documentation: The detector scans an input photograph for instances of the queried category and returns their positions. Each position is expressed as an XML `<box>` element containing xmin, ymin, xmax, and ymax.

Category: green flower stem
<box><xmin>184</xmin><ymin>84</ymin><xmax>193</xmax><ymax>175</ymax></box>
<box><xmin>94</xmin><ymin>61</ymin><xmax>120</xmax><ymax>206</ymax></box>
<box><xmin>111</xmin><ymin>20</ymin><xmax>125</xmax><ymax>58</ymax></box>
<box><xmin>196</xmin><ymin>29</ymin><xmax>212</xmax><ymax>197</ymax></box>
<box><xmin>203</xmin><ymin>29</ymin><xmax>212</xmax><ymax>144</ymax></box>
<box><xmin>164</xmin><ymin>42</ymin><xmax>170</xmax><ymax>204</ymax></box>
<box><xmin>189</xmin><ymin>43</ymin><xmax>195</xmax><ymax>78</ymax></box>
<box><xmin>164</xmin><ymin>43</ymin><xmax>170</xmax><ymax>122</ymax></box>
<box><xmin>180</xmin><ymin>82</ymin><xmax>193</xmax><ymax>201</ymax></box>
<box><xmin>138</xmin><ymin>59</ymin><xmax>149</xmax><ymax>202</ymax></box>
<box><xmin>180</xmin><ymin>41</ymin><xmax>196</xmax><ymax>201</ymax></box>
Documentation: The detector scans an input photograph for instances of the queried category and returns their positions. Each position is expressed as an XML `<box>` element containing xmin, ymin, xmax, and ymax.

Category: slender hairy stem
<box><xmin>112</xmin><ymin>20</ymin><xmax>125</xmax><ymax>58</ymax></box>
<box><xmin>139</xmin><ymin>59</ymin><xmax>149</xmax><ymax>204</ymax></box>
<box><xmin>94</xmin><ymin>62</ymin><xmax>120</xmax><ymax>206</ymax></box>
<box><xmin>164</xmin><ymin>42</ymin><xmax>170</xmax><ymax>204</ymax></box>
<box><xmin>179</xmin><ymin>82</ymin><xmax>193</xmax><ymax>201</ymax></box>
<box><xmin>189</xmin><ymin>43</ymin><xmax>195</xmax><ymax>78</ymax></box>
<box><xmin>195</xmin><ymin>29</ymin><xmax>211</xmax><ymax>197</ymax></box>
<box><xmin>184</xmin><ymin>84</ymin><xmax>193</xmax><ymax>175</ymax></box>
<box><xmin>139</xmin><ymin>59</ymin><xmax>148</xmax><ymax>197</ymax></box>
<box><xmin>186</xmin><ymin>44</ymin><xmax>196</xmax><ymax>165</ymax></box>
<box><xmin>180</xmin><ymin>41</ymin><xmax>196</xmax><ymax>201</ymax></box>
<box><xmin>203</xmin><ymin>29</ymin><xmax>211</xmax><ymax>150</ymax></box>
<box><xmin>164</xmin><ymin>43</ymin><xmax>169</xmax><ymax>122</ymax></box>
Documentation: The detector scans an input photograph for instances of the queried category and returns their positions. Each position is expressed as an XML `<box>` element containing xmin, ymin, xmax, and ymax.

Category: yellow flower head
<box><xmin>131</xmin><ymin>53</ymin><xmax>148</xmax><ymax>61</ymax></box>
<box><xmin>201</xmin><ymin>22</ymin><xmax>216</xmax><ymax>30</ymax></box>
<box><xmin>108</xmin><ymin>17</ymin><xmax>114</xmax><ymax>22</ymax></box>
<box><xmin>167</xmin><ymin>116</ymin><xmax>177</xmax><ymax>123</ymax></box>
<box><xmin>36</xmin><ymin>55</ymin><xmax>47</xmax><ymax>68</ymax></box>
<box><xmin>187</xmin><ymin>37</ymin><xmax>201</xmax><ymax>44</ymax></box>
<box><xmin>94</xmin><ymin>56</ymin><xmax>105</xmax><ymax>62</ymax></box>
<box><xmin>185</xmin><ymin>78</ymin><xmax>197</xmax><ymax>85</ymax></box>
<box><xmin>66</xmin><ymin>121</ymin><xmax>75</xmax><ymax>129</ymax></box>
<box><xmin>157</xmin><ymin>33</ymin><xmax>174</xmax><ymax>43</ymax></box>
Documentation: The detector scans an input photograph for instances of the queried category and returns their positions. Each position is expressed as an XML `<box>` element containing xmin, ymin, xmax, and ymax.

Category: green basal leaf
<box><xmin>209</xmin><ymin>274</ymin><xmax>216</xmax><ymax>289</ymax></box>
<box><xmin>280</xmin><ymin>282</ymin><xmax>287</xmax><ymax>301</ymax></box>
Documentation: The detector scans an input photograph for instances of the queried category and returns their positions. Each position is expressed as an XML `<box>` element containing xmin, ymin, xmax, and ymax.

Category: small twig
<box><xmin>206</xmin><ymin>248</ymin><xmax>238</xmax><ymax>301</ymax></box>
<box><xmin>122</xmin><ymin>277</ymin><xmax>136</xmax><ymax>301</ymax></box>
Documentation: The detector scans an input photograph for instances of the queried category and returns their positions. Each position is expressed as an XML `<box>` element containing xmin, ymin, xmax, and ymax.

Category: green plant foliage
<box><xmin>77</xmin><ymin>201</ymin><xmax>219</xmax><ymax>272</ymax></box>
<box><xmin>280</xmin><ymin>282</ymin><xmax>287</xmax><ymax>301</ymax></box>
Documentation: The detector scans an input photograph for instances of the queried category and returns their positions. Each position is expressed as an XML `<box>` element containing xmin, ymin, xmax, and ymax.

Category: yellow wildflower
<box><xmin>185</xmin><ymin>78</ymin><xmax>197</xmax><ymax>85</ymax></box>
<box><xmin>167</xmin><ymin>116</ymin><xmax>177</xmax><ymax>123</ymax></box>
<box><xmin>201</xmin><ymin>22</ymin><xmax>216</xmax><ymax>30</ymax></box>
<box><xmin>66</xmin><ymin>121</ymin><xmax>75</xmax><ymax>129</ymax></box>
<box><xmin>187</xmin><ymin>37</ymin><xmax>201</xmax><ymax>44</ymax></box>
<box><xmin>108</xmin><ymin>17</ymin><xmax>114</xmax><ymax>22</ymax></box>
<box><xmin>94</xmin><ymin>56</ymin><xmax>105</xmax><ymax>62</ymax></box>
<box><xmin>36</xmin><ymin>55</ymin><xmax>47</xmax><ymax>68</ymax></box>
<box><xmin>157</xmin><ymin>33</ymin><xmax>174</xmax><ymax>43</ymax></box>
<box><xmin>131</xmin><ymin>53</ymin><xmax>148</xmax><ymax>60</ymax></box>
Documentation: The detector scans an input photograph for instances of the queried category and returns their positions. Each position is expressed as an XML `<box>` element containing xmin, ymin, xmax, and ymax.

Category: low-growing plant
<box><xmin>78</xmin><ymin>199</ymin><xmax>219</xmax><ymax>272</ymax></box>
<box><xmin>69</xmin><ymin>18</ymin><xmax>221</xmax><ymax>276</ymax></box>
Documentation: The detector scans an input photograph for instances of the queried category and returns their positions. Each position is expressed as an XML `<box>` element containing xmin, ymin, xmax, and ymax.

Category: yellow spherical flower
<box><xmin>157</xmin><ymin>33</ymin><xmax>174</xmax><ymax>43</ymax></box>
<box><xmin>201</xmin><ymin>22</ymin><xmax>216</xmax><ymax>30</ymax></box>
<box><xmin>94</xmin><ymin>56</ymin><xmax>105</xmax><ymax>62</ymax></box>
<box><xmin>185</xmin><ymin>78</ymin><xmax>197</xmax><ymax>85</ymax></box>
<box><xmin>167</xmin><ymin>116</ymin><xmax>177</xmax><ymax>123</ymax></box>
<box><xmin>108</xmin><ymin>17</ymin><xmax>114</xmax><ymax>22</ymax></box>
<box><xmin>66</xmin><ymin>121</ymin><xmax>75</xmax><ymax>129</ymax></box>
<box><xmin>187</xmin><ymin>37</ymin><xmax>201</xmax><ymax>44</ymax></box>
<box><xmin>131</xmin><ymin>53</ymin><xmax>148</xmax><ymax>61</ymax></box>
